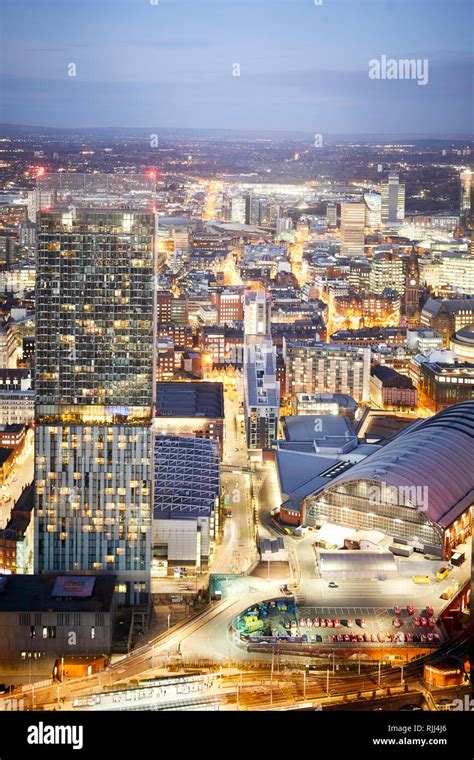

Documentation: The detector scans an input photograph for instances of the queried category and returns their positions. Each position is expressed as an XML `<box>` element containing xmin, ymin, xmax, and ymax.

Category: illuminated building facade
<box><xmin>283</xmin><ymin>339</ymin><xmax>371</xmax><ymax>403</ymax></box>
<box><xmin>340</xmin><ymin>202</ymin><xmax>366</xmax><ymax>257</ymax></box>
<box><xmin>381</xmin><ymin>172</ymin><xmax>405</xmax><ymax>225</ymax></box>
<box><xmin>34</xmin><ymin>177</ymin><xmax>156</xmax><ymax>603</ymax></box>
<box><xmin>303</xmin><ymin>402</ymin><xmax>474</xmax><ymax>559</ymax></box>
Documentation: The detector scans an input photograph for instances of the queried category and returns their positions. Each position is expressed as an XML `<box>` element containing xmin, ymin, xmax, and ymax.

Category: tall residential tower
<box><xmin>34</xmin><ymin>175</ymin><xmax>156</xmax><ymax>603</ymax></box>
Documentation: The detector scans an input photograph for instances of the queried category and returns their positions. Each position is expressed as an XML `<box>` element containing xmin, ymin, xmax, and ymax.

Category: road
<box><xmin>0</xmin><ymin>428</ymin><xmax>34</xmax><ymax>528</ymax></box>
<box><xmin>211</xmin><ymin>388</ymin><xmax>257</xmax><ymax>574</ymax></box>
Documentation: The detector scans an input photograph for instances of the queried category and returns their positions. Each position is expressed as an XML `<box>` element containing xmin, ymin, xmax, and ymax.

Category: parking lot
<box><xmin>296</xmin><ymin>604</ymin><xmax>445</xmax><ymax>646</ymax></box>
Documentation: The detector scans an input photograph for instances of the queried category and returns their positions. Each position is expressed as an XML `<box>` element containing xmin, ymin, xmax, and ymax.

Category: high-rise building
<box><xmin>381</xmin><ymin>172</ymin><xmax>405</xmax><ymax>225</ymax></box>
<box><xmin>369</xmin><ymin>250</ymin><xmax>405</xmax><ymax>295</ymax></box>
<box><xmin>326</xmin><ymin>202</ymin><xmax>337</xmax><ymax>228</ymax></box>
<box><xmin>243</xmin><ymin>290</ymin><xmax>279</xmax><ymax>452</ymax></box>
<box><xmin>34</xmin><ymin>175</ymin><xmax>156</xmax><ymax>603</ymax></box>
<box><xmin>244</xmin><ymin>290</ymin><xmax>271</xmax><ymax>336</ymax></box>
<box><xmin>340</xmin><ymin>202</ymin><xmax>366</xmax><ymax>257</ymax></box>
<box><xmin>243</xmin><ymin>336</ymin><xmax>280</xmax><ymax>451</ymax></box>
<box><xmin>460</xmin><ymin>168</ymin><xmax>473</xmax><ymax>227</ymax></box>
<box><xmin>231</xmin><ymin>195</ymin><xmax>246</xmax><ymax>224</ymax></box>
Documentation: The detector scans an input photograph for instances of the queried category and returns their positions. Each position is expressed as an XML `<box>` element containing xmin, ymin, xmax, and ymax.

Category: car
<box><xmin>363</xmin><ymin>633</ymin><xmax>370</xmax><ymax>642</ymax></box>
<box><xmin>420</xmin><ymin>617</ymin><xmax>428</xmax><ymax>627</ymax></box>
<box><xmin>436</xmin><ymin>566</ymin><xmax>449</xmax><ymax>581</ymax></box>
<box><xmin>346</xmin><ymin>619</ymin><xmax>353</xmax><ymax>628</ymax></box>
<box><xmin>333</xmin><ymin>619</ymin><xmax>341</xmax><ymax>628</ymax></box>
<box><xmin>326</xmin><ymin>619</ymin><xmax>334</xmax><ymax>628</ymax></box>
<box><xmin>393</xmin><ymin>618</ymin><xmax>401</xmax><ymax>627</ymax></box>
<box><xmin>12</xmin><ymin>477</ymin><xmax>17</xmax><ymax>482</ymax></box>
<box><xmin>226</xmin><ymin>510</ymin><xmax>233</xmax><ymax>518</ymax></box>
<box><xmin>414</xmin><ymin>617</ymin><xmax>421</xmax><ymax>627</ymax></box>
<box><xmin>351</xmin><ymin>635</ymin><xmax>358</xmax><ymax>642</ymax></box>
<box><xmin>426</xmin><ymin>605</ymin><xmax>434</xmax><ymax>617</ymax></box>
<box><xmin>420</xmin><ymin>634</ymin><xmax>427</xmax><ymax>643</ymax></box>
<box><xmin>330</xmin><ymin>634</ymin><xmax>337</xmax><ymax>642</ymax></box>
<box><xmin>357</xmin><ymin>634</ymin><xmax>364</xmax><ymax>642</ymax></box>
<box><xmin>371</xmin><ymin>633</ymin><xmax>378</xmax><ymax>643</ymax></box>
<box><xmin>234</xmin><ymin>447</ymin><xmax>239</xmax><ymax>452</ymax></box>
<box><xmin>316</xmin><ymin>635</ymin><xmax>322</xmax><ymax>642</ymax></box>
<box><xmin>377</xmin><ymin>632</ymin><xmax>385</xmax><ymax>642</ymax></box>
<box><xmin>337</xmin><ymin>634</ymin><xmax>344</xmax><ymax>642</ymax></box>
<box><xmin>328</xmin><ymin>582</ymin><xmax>338</xmax><ymax>588</ymax></box>
<box><xmin>413</xmin><ymin>634</ymin><xmax>420</xmax><ymax>643</ymax></box>
<box><xmin>320</xmin><ymin>619</ymin><xmax>326</xmax><ymax>628</ymax></box>
<box><xmin>397</xmin><ymin>633</ymin><xmax>405</xmax><ymax>643</ymax></box>
<box><xmin>0</xmin><ymin>684</ymin><xmax>11</xmax><ymax>694</ymax></box>
<box><xmin>385</xmin><ymin>633</ymin><xmax>393</xmax><ymax>642</ymax></box>
<box><xmin>440</xmin><ymin>588</ymin><xmax>453</xmax><ymax>601</ymax></box>
<box><xmin>432</xmin><ymin>633</ymin><xmax>440</xmax><ymax>642</ymax></box>
<box><xmin>394</xmin><ymin>606</ymin><xmax>401</xmax><ymax>615</ymax></box>
<box><xmin>413</xmin><ymin>575</ymin><xmax>430</xmax><ymax>584</ymax></box>
<box><xmin>428</xmin><ymin>618</ymin><xmax>436</xmax><ymax>628</ymax></box>
<box><xmin>299</xmin><ymin>617</ymin><xmax>306</xmax><ymax>627</ymax></box>
<box><xmin>406</xmin><ymin>633</ymin><xmax>413</xmax><ymax>643</ymax></box>
<box><xmin>407</xmin><ymin>605</ymin><xmax>415</xmax><ymax>616</ymax></box>
<box><xmin>427</xmin><ymin>633</ymin><xmax>435</xmax><ymax>642</ymax></box>
<box><xmin>309</xmin><ymin>635</ymin><xmax>316</xmax><ymax>642</ymax></box>
<box><xmin>313</xmin><ymin>618</ymin><xmax>320</xmax><ymax>627</ymax></box>
<box><xmin>358</xmin><ymin>618</ymin><xmax>367</xmax><ymax>628</ymax></box>
<box><xmin>301</xmin><ymin>634</ymin><xmax>308</xmax><ymax>643</ymax></box>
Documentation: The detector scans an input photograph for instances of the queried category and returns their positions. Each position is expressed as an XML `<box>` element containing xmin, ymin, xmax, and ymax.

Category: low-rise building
<box><xmin>0</xmin><ymin>574</ymin><xmax>117</xmax><ymax>665</ymax></box>
<box><xmin>370</xmin><ymin>365</ymin><xmax>418</xmax><ymax>409</ymax></box>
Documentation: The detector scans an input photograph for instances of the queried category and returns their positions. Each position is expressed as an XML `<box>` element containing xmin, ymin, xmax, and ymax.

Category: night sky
<box><xmin>0</xmin><ymin>0</ymin><xmax>472</xmax><ymax>134</ymax></box>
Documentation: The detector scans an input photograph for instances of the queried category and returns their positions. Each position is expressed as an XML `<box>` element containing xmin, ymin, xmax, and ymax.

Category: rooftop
<box><xmin>156</xmin><ymin>381</ymin><xmax>224</xmax><ymax>419</ymax></box>
<box><xmin>0</xmin><ymin>574</ymin><xmax>117</xmax><ymax>613</ymax></box>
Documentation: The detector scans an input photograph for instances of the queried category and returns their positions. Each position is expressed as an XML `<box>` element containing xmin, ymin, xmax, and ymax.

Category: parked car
<box><xmin>406</xmin><ymin>633</ymin><xmax>413</xmax><ymax>642</ymax></box>
<box><xmin>407</xmin><ymin>605</ymin><xmax>415</xmax><ymax>616</ymax></box>
<box><xmin>420</xmin><ymin>617</ymin><xmax>428</xmax><ymax>627</ymax></box>
<box><xmin>414</xmin><ymin>617</ymin><xmax>421</xmax><ymax>627</ymax></box>
<box><xmin>346</xmin><ymin>619</ymin><xmax>353</xmax><ymax>628</ymax></box>
<box><xmin>344</xmin><ymin>634</ymin><xmax>351</xmax><ymax>642</ymax></box>
<box><xmin>333</xmin><ymin>619</ymin><xmax>341</xmax><ymax>628</ymax></box>
<box><xmin>358</xmin><ymin>618</ymin><xmax>367</xmax><ymax>628</ymax></box>
<box><xmin>393</xmin><ymin>618</ymin><xmax>401</xmax><ymax>628</ymax></box>
<box><xmin>313</xmin><ymin>618</ymin><xmax>320</xmax><ymax>627</ymax></box>
<box><xmin>394</xmin><ymin>606</ymin><xmax>401</xmax><ymax>615</ymax></box>
<box><xmin>328</xmin><ymin>582</ymin><xmax>338</xmax><ymax>588</ymax></box>
<box><xmin>428</xmin><ymin>618</ymin><xmax>436</xmax><ymax>628</ymax></box>
<box><xmin>326</xmin><ymin>619</ymin><xmax>333</xmax><ymax>628</ymax></box>
<box><xmin>319</xmin><ymin>619</ymin><xmax>326</xmax><ymax>628</ymax></box>
<box><xmin>371</xmin><ymin>633</ymin><xmax>378</xmax><ymax>643</ymax></box>
<box><xmin>426</xmin><ymin>605</ymin><xmax>434</xmax><ymax>617</ymax></box>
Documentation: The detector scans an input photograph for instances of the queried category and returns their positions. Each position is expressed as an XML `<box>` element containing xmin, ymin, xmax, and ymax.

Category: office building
<box><xmin>369</xmin><ymin>250</ymin><xmax>405</xmax><ymax>295</ymax></box>
<box><xmin>381</xmin><ymin>172</ymin><xmax>405</xmax><ymax>225</ymax></box>
<box><xmin>34</xmin><ymin>175</ymin><xmax>156</xmax><ymax>604</ymax></box>
<box><xmin>370</xmin><ymin>365</ymin><xmax>417</xmax><ymax>409</ymax></box>
<box><xmin>153</xmin><ymin>436</ymin><xmax>220</xmax><ymax>571</ymax></box>
<box><xmin>421</xmin><ymin>297</ymin><xmax>474</xmax><ymax>347</ymax></box>
<box><xmin>340</xmin><ymin>202</ymin><xmax>366</xmax><ymax>257</ymax></box>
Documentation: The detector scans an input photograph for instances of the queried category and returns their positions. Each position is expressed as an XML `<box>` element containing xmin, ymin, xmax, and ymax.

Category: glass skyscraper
<box><xmin>34</xmin><ymin>175</ymin><xmax>156</xmax><ymax>603</ymax></box>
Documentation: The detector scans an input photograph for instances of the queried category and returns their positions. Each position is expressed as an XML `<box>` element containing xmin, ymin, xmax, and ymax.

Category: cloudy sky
<box><xmin>0</xmin><ymin>0</ymin><xmax>472</xmax><ymax>134</ymax></box>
